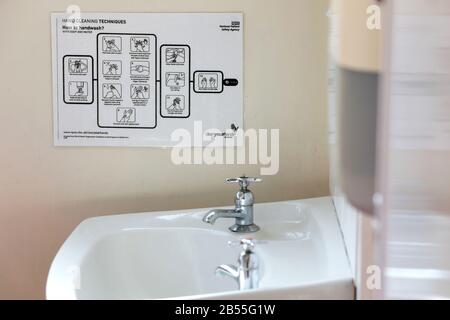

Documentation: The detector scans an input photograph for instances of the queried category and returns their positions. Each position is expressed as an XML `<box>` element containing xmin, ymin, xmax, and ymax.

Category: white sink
<box><xmin>46</xmin><ymin>197</ymin><xmax>354</xmax><ymax>299</ymax></box>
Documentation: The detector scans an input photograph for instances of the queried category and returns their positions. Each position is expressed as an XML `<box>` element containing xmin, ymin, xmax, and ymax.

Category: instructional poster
<box><xmin>51</xmin><ymin>13</ymin><xmax>243</xmax><ymax>147</ymax></box>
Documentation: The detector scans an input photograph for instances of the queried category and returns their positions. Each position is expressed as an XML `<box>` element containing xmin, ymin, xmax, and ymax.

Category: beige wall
<box><xmin>0</xmin><ymin>0</ymin><xmax>329</xmax><ymax>299</ymax></box>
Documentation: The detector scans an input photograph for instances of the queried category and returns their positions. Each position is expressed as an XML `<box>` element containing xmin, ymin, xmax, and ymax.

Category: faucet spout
<box><xmin>214</xmin><ymin>239</ymin><xmax>260</xmax><ymax>290</ymax></box>
<box><xmin>202</xmin><ymin>209</ymin><xmax>243</xmax><ymax>225</ymax></box>
<box><xmin>215</xmin><ymin>264</ymin><xmax>239</xmax><ymax>279</ymax></box>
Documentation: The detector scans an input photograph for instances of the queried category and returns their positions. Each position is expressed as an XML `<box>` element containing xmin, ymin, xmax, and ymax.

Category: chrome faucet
<box><xmin>202</xmin><ymin>176</ymin><xmax>262</xmax><ymax>233</ymax></box>
<box><xmin>215</xmin><ymin>239</ymin><xmax>260</xmax><ymax>290</ymax></box>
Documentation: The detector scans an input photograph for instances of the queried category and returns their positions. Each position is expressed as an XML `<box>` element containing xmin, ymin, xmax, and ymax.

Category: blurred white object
<box><xmin>332</xmin><ymin>0</ymin><xmax>381</xmax><ymax>214</ymax></box>
<box><xmin>376</xmin><ymin>0</ymin><xmax>450</xmax><ymax>299</ymax></box>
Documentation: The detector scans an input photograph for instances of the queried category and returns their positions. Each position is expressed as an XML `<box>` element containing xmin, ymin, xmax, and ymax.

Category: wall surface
<box><xmin>0</xmin><ymin>0</ymin><xmax>330</xmax><ymax>299</ymax></box>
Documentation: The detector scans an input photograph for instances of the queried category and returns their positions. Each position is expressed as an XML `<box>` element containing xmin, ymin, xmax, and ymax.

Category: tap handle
<box><xmin>229</xmin><ymin>239</ymin><xmax>261</xmax><ymax>270</ymax></box>
<box><xmin>226</xmin><ymin>176</ymin><xmax>262</xmax><ymax>190</ymax></box>
<box><xmin>240</xmin><ymin>238</ymin><xmax>255</xmax><ymax>251</ymax></box>
<box><xmin>227</xmin><ymin>238</ymin><xmax>267</xmax><ymax>250</ymax></box>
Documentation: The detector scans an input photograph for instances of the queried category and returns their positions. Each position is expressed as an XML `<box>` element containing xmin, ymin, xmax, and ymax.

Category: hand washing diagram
<box><xmin>61</xmin><ymin>34</ymin><xmax>236</xmax><ymax>128</ymax></box>
<box><xmin>131</xmin><ymin>84</ymin><xmax>149</xmax><ymax>99</ymax></box>
<box><xmin>130</xmin><ymin>61</ymin><xmax>149</xmax><ymax>76</ymax></box>
<box><xmin>193</xmin><ymin>71</ymin><xmax>224</xmax><ymax>93</ymax></box>
<box><xmin>198</xmin><ymin>73</ymin><xmax>218</xmax><ymax>90</ymax></box>
<box><xmin>63</xmin><ymin>55</ymin><xmax>93</xmax><ymax>104</ymax></box>
<box><xmin>102</xmin><ymin>83</ymin><xmax>122</xmax><ymax>99</ymax></box>
<box><xmin>97</xmin><ymin>33</ymin><xmax>156</xmax><ymax>128</ymax></box>
<box><xmin>69</xmin><ymin>81</ymin><xmax>88</xmax><ymax>96</ymax></box>
<box><xmin>160</xmin><ymin>44</ymin><xmax>190</xmax><ymax>118</ymax></box>
<box><xmin>130</xmin><ymin>37</ymin><xmax>150</xmax><ymax>52</ymax></box>
<box><xmin>53</xmin><ymin>13</ymin><xmax>243</xmax><ymax>146</ymax></box>
<box><xmin>102</xmin><ymin>36</ymin><xmax>122</xmax><ymax>54</ymax></box>
<box><xmin>68</xmin><ymin>58</ymin><xmax>88</xmax><ymax>74</ymax></box>
<box><xmin>116</xmin><ymin>107</ymin><xmax>136</xmax><ymax>123</ymax></box>
<box><xmin>103</xmin><ymin>60</ymin><xmax>122</xmax><ymax>75</ymax></box>
<box><xmin>165</xmin><ymin>95</ymin><xmax>185</xmax><ymax>114</ymax></box>
<box><xmin>165</xmin><ymin>48</ymin><xmax>185</xmax><ymax>64</ymax></box>
<box><xmin>165</xmin><ymin>72</ymin><xmax>185</xmax><ymax>87</ymax></box>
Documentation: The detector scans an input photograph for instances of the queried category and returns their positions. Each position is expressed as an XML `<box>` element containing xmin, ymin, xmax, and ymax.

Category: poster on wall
<box><xmin>51</xmin><ymin>12</ymin><xmax>243</xmax><ymax>147</ymax></box>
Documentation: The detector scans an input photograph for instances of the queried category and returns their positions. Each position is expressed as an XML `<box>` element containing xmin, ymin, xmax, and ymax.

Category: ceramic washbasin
<box><xmin>46</xmin><ymin>197</ymin><xmax>354</xmax><ymax>299</ymax></box>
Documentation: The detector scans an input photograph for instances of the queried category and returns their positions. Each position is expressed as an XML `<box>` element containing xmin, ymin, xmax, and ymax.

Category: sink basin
<box><xmin>46</xmin><ymin>197</ymin><xmax>354</xmax><ymax>299</ymax></box>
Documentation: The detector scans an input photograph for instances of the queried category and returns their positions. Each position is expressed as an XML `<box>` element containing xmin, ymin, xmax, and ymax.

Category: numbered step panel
<box><xmin>97</xmin><ymin>33</ymin><xmax>157</xmax><ymax>128</ymax></box>
<box><xmin>63</xmin><ymin>55</ymin><xmax>94</xmax><ymax>104</ymax></box>
<box><xmin>193</xmin><ymin>70</ymin><xmax>224</xmax><ymax>93</ymax></box>
<box><xmin>160</xmin><ymin>45</ymin><xmax>190</xmax><ymax>118</ymax></box>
